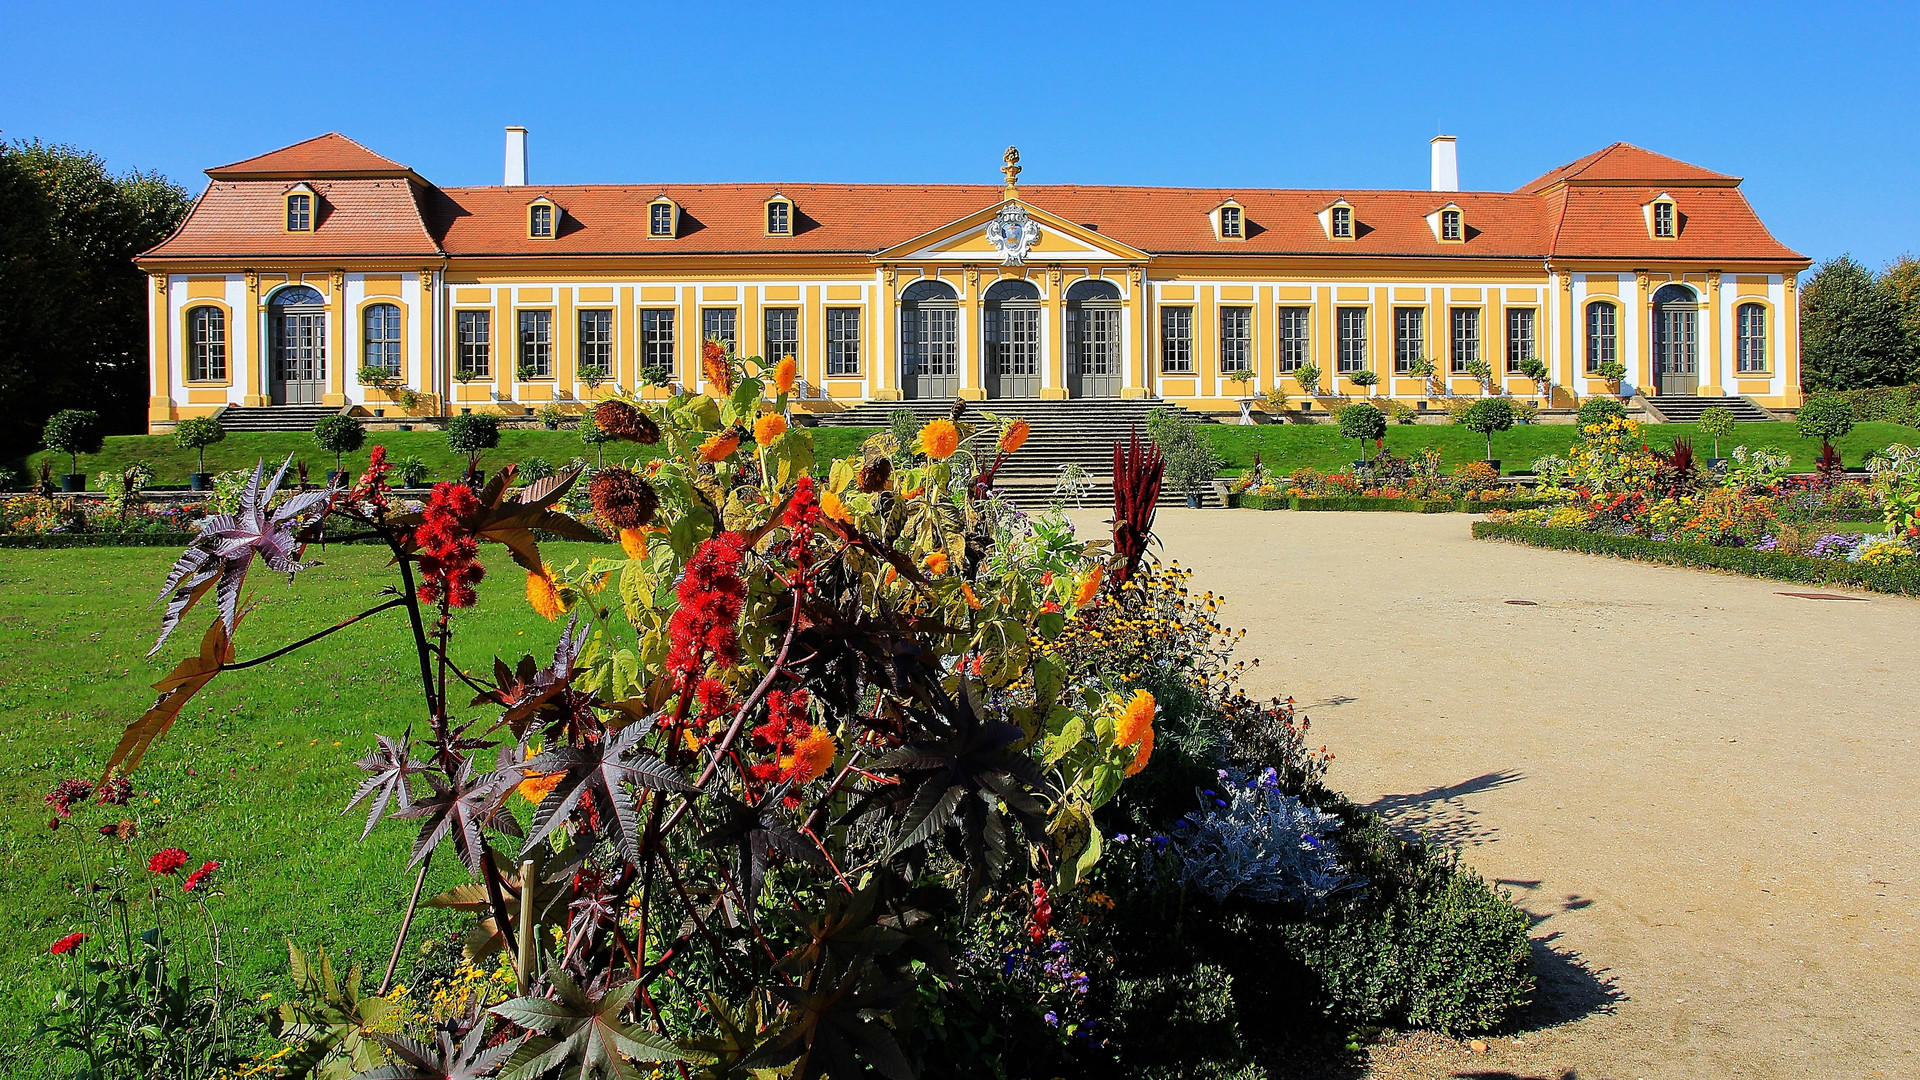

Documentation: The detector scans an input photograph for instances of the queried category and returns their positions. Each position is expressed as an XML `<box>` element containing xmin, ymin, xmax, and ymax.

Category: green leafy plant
<box><xmin>1348</xmin><ymin>368</ymin><xmax>1379</xmax><ymax>388</ymax></box>
<box><xmin>1147</xmin><ymin>408</ymin><xmax>1223</xmax><ymax>497</ymax></box>
<box><xmin>1576</xmin><ymin>396</ymin><xmax>1627</xmax><ymax>430</ymax></box>
<box><xmin>357</xmin><ymin>364</ymin><xmax>401</xmax><ymax>393</ymax></box>
<box><xmin>537</xmin><ymin>402</ymin><xmax>567</xmax><ymax>429</ymax></box>
<box><xmin>312</xmin><ymin>414</ymin><xmax>366</xmax><ymax>473</ymax></box>
<box><xmin>1463</xmin><ymin>359</ymin><xmax>1495</xmax><ymax>395</ymax></box>
<box><xmin>173</xmin><ymin>416</ymin><xmax>226</xmax><ymax>474</ymax></box>
<box><xmin>453</xmin><ymin>365</ymin><xmax>482</xmax><ymax>385</ymax></box>
<box><xmin>515</xmin><ymin>363</ymin><xmax>540</xmax><ymax>383</ymax></box>
<box><xmin>578</xmin><ymin>410</ymin><xmax>612</xmax><ymax>466</ymax></box>
<box><xmin>639</xmin><ymin>365</ymin><xmax>673</xmax><ymax>388</ymax></box>
<box><xmin>1457</xmin><ymin>397</ymin><xmax>1515</xmax><ymax>461</ymax></box>
<box><xmin>516</xmin><ymin>456</ymin><xmax>555</xmax><ymax>482</ymax></box>
<box><xmin>1518</xmin><ymin>355</ymin><xmax>1551</xmax><ymax>402</ymax></box>
<box><xmin>1697</xmin><ymin>406</ymin><xmax>1737</xmax><ymax>458</ymax></box>
<box><xmin>392</xmin><ymin>454</ymin><xmax>431</xmax><ymax>487</ymax></box>
<box><xmin>44</xmin><ymin>408</ymin><xmax>104</xmax><ymax>476</ymax></box>
<box><xmin>266</xmin><ymin>941</ymin><xmax>393</xmax><ymax>1078</ymax></box>
<box><xmin>446</xmin><ymin>412</ymin><xmax>501</xmax><ymax>472</ymax></box>
<box><xmin>1596</xmin><ymin>359</ymin><xmax>1627</xmax><ymax>392</ymax></box>
<box><xmin>1387</xmin><ymin>399</ymin><xmax>1417</xmax><ymax>425</ymax></box>
<box><xmin>1336</xmin><ymin>401</ymin><xmax>1386</xmax><ymax>462</ymax></box>
<box><xmin>1796</xmin><ymin>392</ymin><xmax>1855</xmax><ymax>455</ymax></box>
<box><xmin>1292</xmin><ymin>362</ymin><xmax>1321</xmax><ymax>396</ymax></box>
<box><xmin>1260</xmin><ymin>386</ymin><xmax>1291</xmax><ymax>413</ymax></box>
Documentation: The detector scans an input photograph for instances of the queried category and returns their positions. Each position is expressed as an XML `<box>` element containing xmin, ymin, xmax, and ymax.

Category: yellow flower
<box><xmin>782</xmin><ymin>727</ymin><xmax>837</xmax><ymax>783</ymax></box>
<box><xmin>925</xmin><ymin>551</ymin><xmax>949</xmax><ymax>575</ymax></box>
<box><xmin>1124</xmin><ymin>725</ymin><xmax>1154</xmax><ymax>776</ymax></box>
<box><xmin>917</xmin><ymin>418</ymin><xmax>960</xmax><ymax>460</ymax></box>
<box><xmin>516</xmin><ymin>771</ymin><xmax>563</xmax><ymax>804</ymax></box>
<box><xmin>820</xmin><ymin>489</ymin><xmax>853</xmax><ymax>523</ymax></box>
<box><xmin>526</xmin><ymin>565</ymin><xmax>570</xmax><ymax>620</ymax></box>
<box><xmin>754</xmin><ymin>412</ymin><xmax>788</xmax><ymax>445</ymax></box>
<box><xmin>1114</xmin><ymin>689</ymin><xmax>1154</xmax><ymax>748</ymax></box>
<box><xmin>1073</xmin><ymin>568</ymin><xmax>1101</xmax><ymax>606</ymax></box>
<box><xmin>961</xmin><ymin>582</ymin><xmax>983</xmax><ymax>610</ymax></box>
<box><xmin>700</xmin><ymin>431</ymin><xmax>741</xmax><ymax>462</ymax></box>
<box><xmin>773</xmin><ymin>355</ymin><xmax>798</xmax><ymax>395</ymax></box>
<box><xmin>620</xmin><ymin>527</ymin><xmax>650</xmax><ymax>560</ymax></box>
<box><xmin>1000</xmin><ymin>419</ymin><xmax>1030</xmax><ymax>454</ymax></box>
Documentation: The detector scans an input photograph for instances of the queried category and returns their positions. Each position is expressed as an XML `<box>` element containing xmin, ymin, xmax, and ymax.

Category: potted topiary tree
<box><xmin>446</xmin><ymin>412</ymin><xmax>501</xmax><ymax>484</ymax></box>
<box><xmin>1597</xmin><ymin>359</ymin><xmax>1628</xmax><ymax>399</ymax></box>
<box><xmin>1464</xmin><ymin>358</ymin><xmax>1496</xmax><ymax>396</ymax></box>
<box><xmin>1459</xmin><ymin>396</ymin><xmax>1515</xmax><ymax>472</ymax></box>
<box><xmin>1696</xmin><ymin>405</ymin><xmax>1737</xmax><ymax>467</ymax></box>
<box><xmin>312</xmin><ymin>414</ymin><xmax>366</xmax><ymax>485</ymax></box>
<box><xmin>578</xmin><ymin>409</ymin><xmax>612</xmax><ymax>467</ymax></box>
<box><xmin>43</xmin><ymin>409</ymin><xmax>103</xmax><ymax>492</ymax></box>
<box><xmin>1519</xmin><ymin>356</ymin><xmax>1551</xmax><ymax>406</ymax></box>
<box><xmin>1348</xmin><ymin>369</ymin><xmax>1379</xmax><ymax>395</ymax></box>
<box><xmin>537</xmin><ymin>402</ymin><xmax>566</xmax><ymax>430</ymax></box>
<box><xmin>1336</xmin><ymin>401</ymin><xmax>1386</xmax><ymax>470</ymax></box>
<box><xmin>174</xmin><ymin>415</ymin><xmax>226</xmax><ymax>490</ymax></box>
<box><xmin>1796</xmin><ymin>393</ymin><xmax>1854</xmax><ymax>479</ymax></box>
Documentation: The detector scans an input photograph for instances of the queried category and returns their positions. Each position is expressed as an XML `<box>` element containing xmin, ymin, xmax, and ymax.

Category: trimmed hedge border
<box><xmin>1471</xmin><ymin>522</ymin><xmax>1920</xmax><ymax>596</ymax></box>
<box><xmin>0</xmin><ymin>532</ymin><xmax>198</xmax><ymax>549</ymax></box>
<box><xmin>1231</xmin><ymin>495</ymin><xmax>1557</xmax><ymax>513</ymax></box>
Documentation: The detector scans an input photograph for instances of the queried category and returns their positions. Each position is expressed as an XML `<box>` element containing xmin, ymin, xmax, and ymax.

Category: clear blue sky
<box><xmin>6</xmin><ymin>0</ymin><xmax>1916</xmax><ymax>268</ymax></box>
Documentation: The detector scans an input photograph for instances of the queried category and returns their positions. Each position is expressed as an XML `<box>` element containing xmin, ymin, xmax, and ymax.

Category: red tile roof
<box><xmin>142</xmin><ymin>135</ymin><xmax>1805</xmax><ymax>268</ymax></box>
<box><xmin>206</xmin><ymin>133</ymin><xmax>415</xmax><ymax>179</ymax></box>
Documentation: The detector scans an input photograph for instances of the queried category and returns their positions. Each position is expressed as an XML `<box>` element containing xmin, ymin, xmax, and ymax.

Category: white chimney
<box><xmin>1431</xmin><ymin>135</ymin><xmax>1458</xmax><ymax>192</ymax></box>
<box><xmin>504</xmin><ymin>126</ymin><xmax>528</xmax><ymax>187</ymax></box>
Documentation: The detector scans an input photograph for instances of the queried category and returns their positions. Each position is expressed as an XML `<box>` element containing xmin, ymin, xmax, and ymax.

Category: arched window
<box><xmin>1584</xmin><ymin>300</ymin><xmax>1617</xmax><ymax>374</ymax></box>
<box><xmin>983</xmin><ymin>279</ymin><xmax>1042</xmax><ymax>398</ymax></box>
<box><xmin>363</xmin><ymin>303</ymin><xmax>402</xmax><ymax>375</ymax></box>
<box><xmin>187</xmin><ymin>306</ymin><xmax>226</xmax><ymax>382</ymax></box>
<box><xmin>1737</xmin><ymin>303</ymin><xmax>1768</xmax><ymax>373</ymax></box>
<box><xmin>899</xmin><ymin>280</ymin><xmax>959</xmax><ymax>400</ymax></box>
<box><xmin>270</xmin><ymin>285</ymin><xmax>326</xmax><ymax>308</ymax></box>
<box><xmin>1066</xmin><ymin>280</ymin><xmax>1122</xmax><ymax>397</ymax></box>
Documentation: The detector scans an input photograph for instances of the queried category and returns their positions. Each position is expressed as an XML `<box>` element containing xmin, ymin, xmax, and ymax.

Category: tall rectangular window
<box><xmin>1450</xmin><ymin>308</ymin><xmax>1481</xmax><ymax>373</ymax></box>
<box><xmin>1219</xmin><ymin>306</ymin><xmax>1251</xmax><ymax>373</ymax></box>
<box><xmin>1505</xmin><ymin>308</ymin><xmax>1536</xmax><ymax>373</ymax></box>
<box><xmin>188</xmin><ymin>306</ymin><xmax>227</xmax><ymax>381</ymax></box>
<box><xmin>1219</xmin><ymin>205</ymin><xmax>1243</xmax><ymax>238</ymax></box>
<box><xmin>285</xmin><ymin>193</ymin><xmax>311</xmax><ymax>231</ymax></box>
<box><xmin>1393</xmin><ymin>307</ymin><xmax>1424</xmax><ymax>374</ymax></box>
<box><xmin>641</xmin><ymin>310</ymin><xmax>675</xmax><ymax>375</ymax></box>
<box><xmin>1737</xmin><ymin>303</ymin><xmax>1768</xmax><ymax>373</ymax></box>
<box><xmin>703</xmin><ymin>308</ymin><xmax>737</xmax><ymax>353</ymax></box>
<box><xmin>456</xmin><ymin>310</ymin><xmax>491</xmax><ymax>378</ymax></box>
<box><xmin>363</xmin><ymin>303</ymin><xmax>402</xmax><ymax>375</ymax></box>
<box><xmin>1336</xmin><ymin>307</ymin><xmax>1368</xmax><ymax>373</ymax></box>
<box><xmin>825</xmin><ymin>308</ymin><xmax>861</xmax><ymax>376</ymax></box>
<box><xmin>1585</xmin><ymin>302</ymin><xmax>1617</xmax><ymax>374</ymax></box>
<box><xmin>1278</xmin><ymin>306</ymin><xmax>1310</xmax><ymax>372</ymax></box>
<box><xmin>1652</xmin><ymin>201</ymin><xmax>1675</xmax><ymax>238</ymax></box>
<box><xmin>518</xmin><ymin>310</ymin><xmax>552</xmax><ymax>378</ymax></box>
<box><xmin>650</xmin><ymin>203</ymin><xmax>674</xmax><ymax>237</ymax></box>
<box><xmin>1330</xmin><ymin>206</ymin><xmax>1353</xmax><ymax>238</ymax></box>
<box><xmin>577</xmin><ymin>309</ymin><xmax>613</xmax><ymax>377</ymax></box>
<box><xmin>1160</xmin><ymin>307</ymin><xmax>1193</xmax><ymax>373</ymax></box>
<box><xmin>1440</xmin><ymin>209</ymin><xmax>1462</xmax><ymax>241</ymax></box>
<box><xmin>763</xmin><ymin>307</ymin><xmax>799</xmax><ymax>368</ymax></box>
<box><xmin>766</xmin><ymin>201</ymin><xmax>791</xmax><ymax>235</ymax></box>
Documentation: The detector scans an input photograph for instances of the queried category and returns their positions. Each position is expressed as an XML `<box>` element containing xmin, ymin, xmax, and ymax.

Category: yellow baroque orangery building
<box><xmin>136</xmin><ymin>130</ymin><xmax>1809</xmax><ymax>431</ymax></box>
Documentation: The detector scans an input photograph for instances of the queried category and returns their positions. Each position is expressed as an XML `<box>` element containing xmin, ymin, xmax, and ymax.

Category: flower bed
<box><xmin>1232</xmin><ymin>494</ymin><xmax>1556</xmax><ymax>513</ymax></box>
<box><xmin>0</xmin><ymin>531</ymin><xmax>197</xmax><ymax>549</ymax></box>
<box><xmin>1472</xmin><ymin>522</ymin><xmax>1920</xmax><ymax>596</ymax></box>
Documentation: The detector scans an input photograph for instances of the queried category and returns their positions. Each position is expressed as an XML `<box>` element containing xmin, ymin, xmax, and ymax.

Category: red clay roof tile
<box><xmin>206</xmin><ymin>133</ymin><xmax>414</xmax><ymax>179</ymax></box>
<box><xmin>143</xmin><ymin>178</ymin><xmax>441</xmax><ymax>259</ymax></box>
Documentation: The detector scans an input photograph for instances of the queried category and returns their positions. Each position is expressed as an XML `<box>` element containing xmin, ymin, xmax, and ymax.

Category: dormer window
<box><xmin>284</xmin><ymin>185</ymin><xmax>314</xmax><ymax>232</ymax></box>
<box><xmin>1651</xmin><ymin>197</ymin><xmax>1677</xmax><ymax>239</ymax></box>
<box><xmin>649</xmin><ymin>196</ymin><xmax>678</xmax><ymax>238</ymax></box>
<box><xmin>765</xmin><ymin>195</ymin><xmax>793</xmax><ymax>236</ymax></box>
<box><xmin>1331</xmin><ymin>205</ymin><xmax>1353</xmax><ymax>239</ymax></box>
<box><xmin>1441</xmin><ymin>208</ymin><xmax>1462</xmax><ymax>242</ymax></box>
<box><xmin>527</xmin><ymin>199</ymin><xmax>558</xmax><ymax>240</ymax></box>
<box><xmin>1218</xmin><ymin>203</ymin><xmax>1244</xmax><ymax>239</ymax></box>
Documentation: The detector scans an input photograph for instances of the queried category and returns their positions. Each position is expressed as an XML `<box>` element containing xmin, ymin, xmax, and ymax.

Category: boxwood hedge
<box><xmin>1472</xmin><ymin>522</ymin><xmax>1920</xmax><ymax>596</ymax></box>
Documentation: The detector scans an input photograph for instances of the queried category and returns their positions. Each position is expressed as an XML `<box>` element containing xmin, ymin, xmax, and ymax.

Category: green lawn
<box><xmin>1198</xmin><ymin>420</ymin><xmax>1920</xmax><ymax>476</ymax></box>
<box><xmin>0</xmin><ymin>541</ymin><xmax>614</xmax><ymax>1074</ymax></box>
<box><xmin>14</xmin><ymin>428</ymin><xmax>880</xmax><ymax>489</ymax></box>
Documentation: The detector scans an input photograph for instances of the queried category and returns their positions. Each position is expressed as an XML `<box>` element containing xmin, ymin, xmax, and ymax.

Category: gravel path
<box><xmin>1102</xmin><ymin>509</ymin><xmax>1920</xmax><ymax>1080</ymax></box>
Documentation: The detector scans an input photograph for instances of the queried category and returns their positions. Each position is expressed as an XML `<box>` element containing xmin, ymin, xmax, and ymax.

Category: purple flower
<box><xmin>1112</xmin><ymin>833</ymin><xmax>1129</xmax><ymax>843</ymax></box>
<box><xmin>1043</xmin><ymin>1012</ymin><xmax>1059</xmax><ymax>1027</ymax></box>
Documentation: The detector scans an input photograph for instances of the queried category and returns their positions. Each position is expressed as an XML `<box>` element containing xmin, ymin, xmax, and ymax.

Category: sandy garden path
<box><xmin>1095</xmin><ymin>509</ymin><xmax>1920</xmax><ymax>1080</ymax></box>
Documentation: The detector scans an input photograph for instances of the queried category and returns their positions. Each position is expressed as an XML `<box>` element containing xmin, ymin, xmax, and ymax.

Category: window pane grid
<box><xmin>363</xmin><ymin>303</ymin><xmax>401</xmax><ymax>375</ymax></box>
<box><xmin>1393</xmin><ymin>307</ymin><xmax>1423</xmax><ymax>374</ymax></box>
<box><xmin>518</xmin><ymin>310</ymin><xmax>552</xmax><ymax>378</ymax></box>
<box><xmin>1505</xmin><ymin>309</ymin><xmax>1536</xmax><ymax>373</ymax></box>
<box><xmin>1585</xmin><ymin>302</ymin><xmax>1616</xmax><ymax>373</ymax></box>
<box><xmin>286</xmin><ymin>194</ymin><xmax>311</xmax><ymax>231</ymax></box>
<box><xmin>1450</xmin><ymin>308</ymin><xmax>1481</xmax><ymax>373</ymax></box>
<box><xmin>1161</xmin><ymin>307</ymin><xmax>1193</xmax><ymax>373</ymax></box>
<box><xmin>1220</xmin><ymin>206</ymin><xmax>1242</xmax><ymax>238</ymax></box>
<box><xmin>826</xmin><ymin>308</ymin><xmax>861</xmax><ymax>376</ymax></box>
<box><xmin>456</xmin><ymin>310</ymin><xmax>491</xmax><ymax>378</ymax></box>
<box><xmin>1278</xmin><ymin>307</ymin><xmax>1310</xmax><ymax>372</ymax></box>
<box><xmin>763</xmin><ymin>308</ymin><xmax>798</xmax><ymax>368</ymax></box>
<box><xmin>1737</xmin><ymin>304</ymin><xmax>1767</xmax><ymax>372</ymax></box>
<box><xmin>189</xmin><ymin>307</ymin><xmax>227</xmax><ymax>381</ymax></box>
<box><xmin>703</xmin><ymin>308</ymin><xmax>737</xmax><ymax>353</ymax></box>
<box><xmin>578</xmin><ymin>310</ymin><xmax>613</xmax><ymax>376</ymax></box>
<box><xmin>1336</xmin><ymin>307</ymin><xmax>1368</xmax><ymax>373</ymax></box>
<box><xmin>641</xmin><ymin>310</ymin><xmax>675</xmax><ymax>375</ymax></box>
<box><xmin>1219</xmin><ymin>306</ymin><xmax>1251</xmax><ymax>373</ymax></box>
<box><xmin>1441</xmin><ymin>210</ymin><xmax>1462</xmax><ymax>242</ymax></box>
<box><xmin>1331</xmin><ymin>206</ymin><xmax>1352</xmax><ymax>238</ymax></box>
<box><xmin>530</xmin><ymin>205</ymin><xmax>554</xmax><ymax>238</ymax></box>
<box><xmin>650</xmin><ymin>203</ymin><xmax>673</xmax><ymax>237</ymax></box>
<box><xmin>767</xmin><ymin>202</ymin><xmax>790</xmax><ymax>235</ymax></box>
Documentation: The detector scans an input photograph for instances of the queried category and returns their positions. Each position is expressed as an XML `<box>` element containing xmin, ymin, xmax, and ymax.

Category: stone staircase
<box><xmin>814</xmin><ymin>397</ymin><xmax>1222</xmax><ymax>508</ymax></box>
<box><xmin>1638</xmin><ymin>395</ymin><xmax>1776</xmax><ymax>423</ymax></box>
<box><xmin>212</xmin><ymin>404</ymin><xmax>346</xmax><ymax>432</ymax></box>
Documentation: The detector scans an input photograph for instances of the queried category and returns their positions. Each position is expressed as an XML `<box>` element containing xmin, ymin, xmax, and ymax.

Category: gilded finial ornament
<box><xmin>1001</xmin><ymin>146</ymin><xmax>1021</xmax><ymax>192</ymax></box>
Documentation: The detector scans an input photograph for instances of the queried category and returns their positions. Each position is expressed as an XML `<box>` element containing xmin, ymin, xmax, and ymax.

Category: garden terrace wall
<box><xmin>1472</xmin><ymin>522</ymin><xmax>1920</xmax><ymax>596</ymax></box>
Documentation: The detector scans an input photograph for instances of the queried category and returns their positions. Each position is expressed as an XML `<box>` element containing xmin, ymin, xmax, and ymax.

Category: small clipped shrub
<box><xmin>1697</xmin><ymin>405</ymin><xmax>1737</xmax><ymax>458</ymax></box>
<box><xmin>392</xmin><ymin>455</ymin><xmax>431</xmax><ymax>487</ymax></box>
<box><xmin>173</xmin><ymin>415</ymin><xmax>226</xmax><ymax>474</ymax></box>
<box><xmin>1576</xmin><ymin>396</ymin><xmax>1627</xmax><ymax>430</ymax></box>
<box><xmin>517</xmin><ymin>456</ymin><xmax>555</xmax><ymax>482</ymax></box>
<box><xmin>1335</xmin><ymin>402</ymin><xmax>1386</xmax><ymax>461</ymax></box>
<box><xmin>43</xmin><ymin>409</ymin><xmax>104</xmax><ymax>476</ymax></box>
<box><xmin>537</xmin><ymin>402</ymin><xmax>567</xmax><ymax>428</ymax></box>
<box><xmin>1147</xmin><ymin>408</ymin><xmax>1223</xmax><ymax>496</ymax></box>
<box><xmin>1457</xmin><ymin>397</ymin><xmax>1515</xmax><ymax>461</ymax></box>
<box><xmin>1293</xmin><ymin>361</ymin><xmax>1321</xmax><ymax>396</ymax></box>
<box><xmin>311</xmin><ymin>414</ymin><xmax>365</xmax><ymax>472</ymax></box>
<box><xmin>1348</xmin><ymin>368</ymin><xmax>1379</xmax><ymax>388</ymax></box>
<box><xmin>578</xmin><ymin>409</ymin><xmax>611</xmax><ymax>465</ymax></box>
<box><xmin>445</xmin><ymin>411</ymin><xmax>501</xmax><ymax>471</ymax></box>
<box><xmin>1796</xmin><ymin>392</ymin><xmax>1855</xmax><ymax>448</ymax></box>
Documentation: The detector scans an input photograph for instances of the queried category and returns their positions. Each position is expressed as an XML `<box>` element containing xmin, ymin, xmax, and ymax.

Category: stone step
<box><xmin>212</xmin><ymin>405</ymin><xmax>347</xmax><ymax>432</ymax></box>
<box><xmin>1639</xmin><ymin>396</ymin><xmax>1776</xmax><ymax>423</ymax></box>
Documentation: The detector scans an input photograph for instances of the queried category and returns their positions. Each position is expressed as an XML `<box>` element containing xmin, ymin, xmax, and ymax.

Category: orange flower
<box><xmin>754</xmin><ymin>413</ymin><xmax>788</xmax><ymax>445</ymax></box>
<box><xmin>702</xmin><ymin>340</ymin><xmax>731</xmax><ymax>393</ymax></box>
<box><xmin>772</xmin><ymin>355</ymin><xmax>798</xmax><ymax>395</ymax></box>
<box><xmin>904</xmin><ymin>486</ymin><xmax>925</xmax><ymax>500</ymax></box>
<box><xmin>516</xmin><ymin>771</ymin><xmax>564</xmax><ymax>805</ymax></box>
<box><xmin>527</xmin><ymin>565</ymin><xmax>570</xmax><ymax>620</ymax></box>
<box><xmin>917</xmin><ymin>418</ymin><xmax>959</xmax><ymax>460</ymax></box>
<box><xmin>782</xmin><ymin>726</ymin><xmax>838</xmax><ymax>783</ymax></box>
<box><xmin>819</xmin><ymin>489</ymin><xmax>852</xmax><ymax>522</ymax></box>
<box><xmin>925</xmin><ymin>551</ymin><xmax>949</xmax><ymax>575</ymax></box>
<box><xmin>619</xmin><ymin>527</ymin><xmax>650</xmax><ymax>560</ymax></box>
<box><xmin>700</xmin><ymin>431</ymin><xmax>741</xmax><ymax>462</ymax></box>
<box><xmin>961</xmin><ymin>582</ymin><xmax>983</xmax><ymax>609</ymax></box>
<box><xmin>1124</xmin><ymin>725</ymin><xmax>1154</xmax><ymax>776</ymax></box>
<box><xmin>1000</xmin><ymin>419</ymin><xmax>1030</xmax><ymax>454</ymax></box>
<box><xmin>1073</xmin><ymin>568</ymin><xmax>1100</xmax><ymax>606</ymax></box>
<box><xmin>1114</xmin><ymin>690</ymin><xmax>1154</xmax><ymax>748</ymax></box>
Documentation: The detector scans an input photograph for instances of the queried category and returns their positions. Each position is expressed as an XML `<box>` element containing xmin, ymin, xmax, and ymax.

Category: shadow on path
<box><xmin>1364</xmin><ymin>770</ymin><xmax>1525</xmax><ymax>849</ymax></box>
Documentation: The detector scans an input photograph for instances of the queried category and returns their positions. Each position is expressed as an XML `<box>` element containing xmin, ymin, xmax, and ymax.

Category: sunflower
<box><xmin>754</xmin><ymin>413</ymin><xmax>788</xmax><ymax>445</ymax></box>
<box><xmin>772</xmin><ymin>355</ymin><xmax>798</xmax><ymax>395</ymax></box>
<box><xmin>516</xmin><ymin>771</ymin><xmax>564</xmax><ymax>805</ymax></box>
<box><xmin>1000</xmin><ymin>419</ymin><xmax>1030</xmax><ymax>454</ymax></box>
<box><xmin>917</xmin><ymin>418</ymin><xmax>960</xmax><ymax>460</ymax></box>
<box><xmin>526</xmin><ymin>565</ymin><xmax>571</xmax><ymax>620</ymax></box>
<box><xmin>701</xmin><ymin>339</ymin><xmax>732</xmax><ymax>394</ymax></box>
<box><xmin>924</xmin><ymin>551</ymin><xmax>949</xmax><ymax>575</ymax></box>
<box><xmin>700</xmin><ymin>431</ymin><xmax>741</xmax><ymax>462</ymax></box>
<box><xmin>619</xmin><ymin>528</ymin><xmax>650</xmax><ymax>560</ymax></box>
<box><xmin>1123</xmin><ymin>726</ymin><xmax>1154</xmax><ymax>776</ymax></box>
<box><xmin>819</xmin><ymin>490</ymin><xmax>853</xmax><ymax>523</ymax></box>
<box><xmin>588</xmin><ymin>467</ymin><xmax>659</xmax><ymax>530</ymax></box>
<box><xmin>1114</xmin><ymin>689</ymin><xmax>1155</xmax><ymax>748</ymax></box>
<box><xmin>783</xmin><ymin>727</ymin><xmax>838</xmax><ymax>783</ymax></box>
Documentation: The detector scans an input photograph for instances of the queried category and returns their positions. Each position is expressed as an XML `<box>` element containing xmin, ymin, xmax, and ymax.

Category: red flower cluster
<box><xmin>45</xmin><ymin>778</ymin><xmax>93</xmax><ymax>819</ymax></box>
<box><xmin>665</xmin><ymin>532</ymin><xmax>748</xmax><ymax>684</ymax></box>
<box><xmin>96</xmin><ymin>775</ymin><xmax>132</xmax><ymax>806</ymax></box>
<box><xmin>415</xmin><ymin>482</ymin><xmax>485</xmax><ymax>608</ymax></box>
<box><xmin>782</xmin><ymin>477</ymin><xmax>820</xmax><ymax>564</ymax></box>
<box><xmin>50</xmin><ymin>932</ymin><xmax>86</xmax><ymax>955</ymax></box>
<box><xmin>748</xmin><ymin>688</ymin><xmax>817</xmax><ymax>792</ymax></box>
<box><xmin>1028</xmin><ymin>880</ymin><xmax>1053</xmax><ymax>942</ymax></box>
<box><xmin>148</xmin><ymin>848</ymin><xmax>189</xmax><ymax>875</ymax></box>
<box><xmin>183</xmin><ymin>860</ymin><xmax>219</xmax><ymax>892</ymax></box>
<box><xmin>349</xmin><ymin>445</ymin><xmax>392</xmax><ymax>514</ymax></box>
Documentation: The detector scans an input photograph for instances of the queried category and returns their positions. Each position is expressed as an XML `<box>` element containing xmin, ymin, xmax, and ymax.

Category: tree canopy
<box><xmin>1799</xmin><ymin>256</ymin><xmax>1915</xmax><ymax>393</ymax></box>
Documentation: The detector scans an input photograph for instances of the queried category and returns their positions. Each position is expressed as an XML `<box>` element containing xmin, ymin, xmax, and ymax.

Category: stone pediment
<box><xmin>874</xmin><ymin>199</ymin><xmax>1149</xmax><ymax>265</ymax></box>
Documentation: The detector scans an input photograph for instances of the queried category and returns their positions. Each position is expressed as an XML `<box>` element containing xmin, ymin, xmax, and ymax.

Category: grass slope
<box><xmin>0</xmin><ymin>541</ymin><xmax>614</xmax><ymax>1073</ymax></box>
